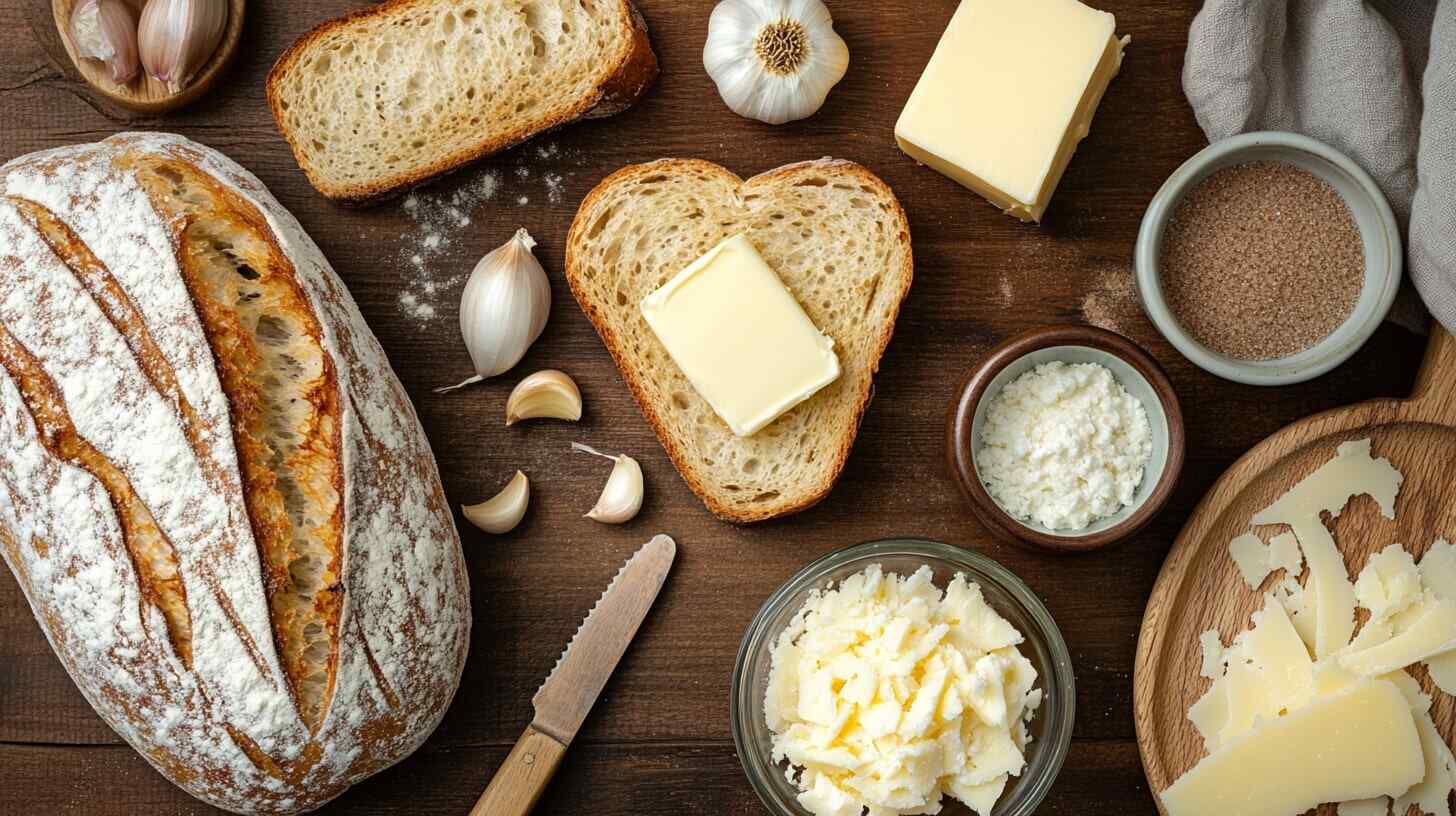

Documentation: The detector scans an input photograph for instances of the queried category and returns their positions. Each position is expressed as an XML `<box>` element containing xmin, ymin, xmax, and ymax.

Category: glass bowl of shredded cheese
<box><xmin>731</xmin><ymin>538</ymin><xmax>1075</xmax><ymax>816</ymax></box>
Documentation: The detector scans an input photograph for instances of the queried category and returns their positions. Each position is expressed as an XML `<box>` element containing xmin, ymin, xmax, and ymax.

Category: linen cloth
<box><xmin>1184</xmin><ymin>0</ymin><xmax>1456</xmax><ymax>333</ymax></box>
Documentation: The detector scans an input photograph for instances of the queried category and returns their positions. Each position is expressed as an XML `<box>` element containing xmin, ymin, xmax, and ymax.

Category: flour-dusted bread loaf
<box><xmin>0</xmin><ymin>133</ymin><xmax>470</xmax><ymax>814</ymax></box>
<box><xmin>267</xmin><ymin>0</ymin><xmax>658</xmax><ymax>205</ymax></box>
<box><xmin>566</xmin><ymin>159</ymin><xmax>913</xmax><ymax>522</ymax></box>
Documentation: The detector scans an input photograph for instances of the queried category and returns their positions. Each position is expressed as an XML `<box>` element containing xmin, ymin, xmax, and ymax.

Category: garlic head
<box><xmin>506</xmin><ymin>370</ymin><xmax>583</xmax><ymax>425</ymax></box>
<box><xmin>572</xmin><ymin>443</ymin><xmax>644</xmax><ymax>524</ymax></box>
<box><xmin>703</xmin><ymin>0</ymin><xmax>849</xmax><ymax>125</ymax></box>
<box><xmin>462</xmin><ymin>471</ymin><xmax>530</xmax><ymax>534</ymax></box>
<box><xmin>436</xmin><ymin>228</ymin><xmax>552</xmax><ymax>394</ymax></box>
<box><xmin>69</xmin><ymin>0</ymin><xmax>140</xmax><ymax>84</ymax></box>
<box><xmin>138</xmin><ymin>0</ymin><xmax>228</xmax><ymax>93</ymax></box>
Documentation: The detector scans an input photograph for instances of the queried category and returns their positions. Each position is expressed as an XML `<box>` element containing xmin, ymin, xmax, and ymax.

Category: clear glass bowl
<box><xmin>730</xmin><ymin>539</ymin><xmax>1076</xmax><ymax>816</ymax></box>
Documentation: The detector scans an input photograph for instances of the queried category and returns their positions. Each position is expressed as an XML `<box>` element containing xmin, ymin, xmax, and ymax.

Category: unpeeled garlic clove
<box><xmin>138</xmin><ymin>0</ymin><xmax>228</xmax><ymax>93</ymax></box>
<box><xmin>506</xmin><ymin>370</ymin><xmax>583</xmax><ymax>425</ymax></box>
<box><xmin>462</xmin><ymin>471</ymin><xmax>530</xmax><ymax>534</ymax></box>
<box><xmin>572</xmin><ymin>443</ymin><xmax>643</xmax><ymax>524</ymax></box>
<box><xmin>70</xmin><ymin>0</ymin><xmax>141</xmax><ymax>84</ymax></box>
<box><xmin>436</xmin><ymin>228</ymin><xmax>551</xmax><ymax>394</ymax></box>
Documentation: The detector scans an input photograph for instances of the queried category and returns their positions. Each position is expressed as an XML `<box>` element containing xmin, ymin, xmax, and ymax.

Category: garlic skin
<box><xmin>506</xmin><ymin>370</ymin><xmax>583</xmax><ymax>425</ymax></box>
<box><xmin>436</xmin><ymin>228</ymin><xmax>551</xmax><ymax>394</ymax></box>
<box><xmin>70</xmin><ymin>0</ymin><xmax>140</xmax><ymax>84</ymax></box>
<box><xmin>703</xmin><ymin>0</ymin><xmax>849</xmax><ymax>125</ymax></box>
<box><xmin>138</xmin><ymin>0</ymin><xmax>228</xmax><ymax>93</ymax></box>
<box><xmin>572</xmin><ymin>443</ymin><xmax>644</xmax><ymax>524</ymax></box>
<box><xmin>462</xmin><ymin>471</ymin><xmax>530</xmax><ymax>534</ymax></box>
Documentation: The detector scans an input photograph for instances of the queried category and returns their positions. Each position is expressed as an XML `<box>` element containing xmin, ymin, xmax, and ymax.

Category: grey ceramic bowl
<box><xmin>1134</xmin><ymin>131</ymin><xmax>1402</xmax><ymax>386</ymax></box>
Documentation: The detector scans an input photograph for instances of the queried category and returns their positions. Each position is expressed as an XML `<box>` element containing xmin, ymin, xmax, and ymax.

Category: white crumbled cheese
<box><xmin>765</xmin><ymin>564</ymin><xmax>1042</xmax><ymax>816</ymax></box>
<box><xmin>978</xmin><ymin>361</ymin><xmax>1152</xmax><ymax>530</ymax></box>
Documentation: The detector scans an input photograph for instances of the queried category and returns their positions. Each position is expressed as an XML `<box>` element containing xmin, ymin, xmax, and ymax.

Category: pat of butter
<box><xmin>894</xmin><ymin>0</ymin><xmax>1125</xmax><ymax>222</ymax></box>
<box><xmin>639</xmin><ymin>234</ymin><xmax>839</xmax><ymax>436</ymax></box>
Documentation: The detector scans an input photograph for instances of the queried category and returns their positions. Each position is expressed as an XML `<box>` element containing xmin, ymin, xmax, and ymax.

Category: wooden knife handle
<box><xmin>470</xmin><ymin>725</ymin><xmax>568</xmax><ymax>816</ymax></box>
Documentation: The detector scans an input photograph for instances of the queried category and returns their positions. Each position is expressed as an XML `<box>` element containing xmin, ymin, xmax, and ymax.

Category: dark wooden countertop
<box><xmin>0</xmin><ymin>1</ymin><xmax>1429</xmax><ymax>813</ymax></box>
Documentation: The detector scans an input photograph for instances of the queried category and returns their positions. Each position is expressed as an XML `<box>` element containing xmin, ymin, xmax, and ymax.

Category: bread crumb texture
<box><xmin>567</xmin><ymin>159</ymin><xmax>913</xmax><ymax>522</ymax></box>
<box><xmin>0</xmin><ymin>134</ymin><xmax>469</xmax><ymax>814</ymax></box>
<box><xmin>270</xmin><ymin>0</ymin><xmax>641</xmax><ymax>198</ymax></box>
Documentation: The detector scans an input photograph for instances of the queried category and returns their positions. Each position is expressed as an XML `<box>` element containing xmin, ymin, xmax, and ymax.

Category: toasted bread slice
<box><xmin>267</xmin><ymin>0</ymin><xmax>658</xmax><ymax>205</ymax></box>
<box><xmin>566</xmin><ymin>159</ymin><xmax>914</xmax><ymax>522</ymax></box>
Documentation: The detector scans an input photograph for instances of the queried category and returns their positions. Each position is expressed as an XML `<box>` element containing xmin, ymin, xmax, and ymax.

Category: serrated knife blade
<box><xmin>471</xmin><ymin>534</ymin><xmax>676</xmax><ymax>816</ymax></box>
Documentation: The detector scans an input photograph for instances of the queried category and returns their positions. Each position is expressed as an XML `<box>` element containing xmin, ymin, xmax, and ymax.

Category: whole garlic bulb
<box><xmin>436</xmin><ymin>228</ymin><xmax>551</xmax><ymax>394</ymax></box>
<box><xmin>702</xmin><ymin>0</ymin><xmax>849</xmax><ymax>125</ymax></box>
<box><xmin>69</xmin><ymin>0</ymin><xmax>140</xmax><ymax>84</ymax></box>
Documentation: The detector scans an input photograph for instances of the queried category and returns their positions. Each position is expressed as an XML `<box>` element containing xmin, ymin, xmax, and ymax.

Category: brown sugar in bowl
<box><xmin>1135</xmin><ymin>131</ymin><xmax>1401</xmax><ymax>386</ymax></box>
<box><xmin>947</xmin><ymin>325</ymin><xmax>1186</xmax><ymax>554</ymax></box>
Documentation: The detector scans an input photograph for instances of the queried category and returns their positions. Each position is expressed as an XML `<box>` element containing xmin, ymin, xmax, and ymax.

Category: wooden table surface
<box><xmin>0</xmin><ymin>1</ymin><xmax>1431</xmax><ymax>814</ymax></box>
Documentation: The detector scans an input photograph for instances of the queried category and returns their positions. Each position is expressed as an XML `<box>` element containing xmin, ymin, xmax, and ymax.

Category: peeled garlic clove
<box><xmin>139</xmin><ymin>0</ymin><xmax>228</xmax><ymax>93</ymax></box>
<box><xmin>70</xmin><ymin>0</ymin><xmax>141</xmax><ymax>84</ymax></box>
<box><xmin>506</xmin><ymin>370</ymin><xmax>582</xmax><ymax>425</ymax></box>
<box><xmin>462</xmin><ymin>471</ymin><xmax>530</xmax><ymax>534</ymax></box>
<box><xmin>572</xmin><ymin>443</ymin><xmax>643</xmax><ymax>524</ymax></box>
<box><xmin>436</xmin><ymin>228</ymin><xmax>552</xmax><ymax>394</ymax></box>
<box><xmin>702</xmin><ymin>0</ymin><xmax>849</xmax><ymax>125</ymax></box>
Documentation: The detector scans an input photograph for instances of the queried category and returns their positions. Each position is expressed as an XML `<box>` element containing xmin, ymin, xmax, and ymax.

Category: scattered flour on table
<box><xmin>391</xmin><ymin>141</ymin><xmax>580</xmax><ymax>325</ymax></box>
<box><xmin>978</xmin><ymin>361</ymin><xmax>1152</xmax><ymax>531</ymax></box>
<box><xmin>395</xmin><ymin>171</ymin><xmax>499</xmax><ymax>322</ymax></box>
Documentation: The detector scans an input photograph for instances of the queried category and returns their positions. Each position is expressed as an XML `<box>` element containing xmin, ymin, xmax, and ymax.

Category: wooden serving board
<box><xmin>1134</xmin><ymin>325</ymin><xmax>1456</xmax><ymax>813</ymax></box>
<box><xmin>49</xmin><ymin>0</ymin><xmax>244</xmax><ymax>114</ymax></box>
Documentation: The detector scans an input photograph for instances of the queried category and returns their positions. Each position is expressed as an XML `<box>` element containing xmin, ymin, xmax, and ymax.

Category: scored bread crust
<box><xmin>266</xmin><ymin>0</ymin><xmax>659</xmax><ymax>206</ymax></box>
<box><xmin>566</xmin><ymin>158</ymin><xmax>914</xmax><ymax>523</ymax></box>
<box><xmin>0</xmin><ymin>134</ymin><xmax>470</xmax><ymax>814</ymax></box>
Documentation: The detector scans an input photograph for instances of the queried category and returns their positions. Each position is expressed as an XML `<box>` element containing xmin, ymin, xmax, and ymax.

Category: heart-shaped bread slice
<box><xmin>566</xmin><ymin>158</ymin><xmax>913</xmax><ymax>522</ymax></box>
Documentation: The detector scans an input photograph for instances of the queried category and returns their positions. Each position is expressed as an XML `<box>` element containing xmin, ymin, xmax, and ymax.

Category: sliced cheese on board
<box><xmin>1336</xmin><ymin>799</ymin><xmax>1389</xmax><ymax>816</ymax></box>
<box><xmin>1394</xmin><ymin>711</ymin><xmax>1456</xmax><ymax>816</ymax></box>
<box><xmin>1340</xmin><ymin>594</ymin><xmax>1456</xmax><ymax>677</ymax></box>
<box><xmin>1428</xmin><ymin>652</ymin><xmax>1456</xmax><ymax>696</ymax></box>
<box><xmin>1160</xmin><ymin>679</ymin><xmax>1423</xmax><ymax>816</ymax></box>
<box><xmin>1230</xmin><ymin>533</ymin><xmax>1271</xmax><ymax>589</ymax></box>
<box><xmin>1421</xmin><ymin>538</ymin><xmax>1456</xmax><ymax>600</ymax></box>
<box><xmin>1273</xmin><ymin>575</ymin><xmax>1317</xmax><ymax>651</ymax></box>
<box><xmin>1419</xmin><ymin>539</ymin><xmax>1456</xmax><ymax>694</ymax></box>
<box><xmin>1189</xmin><ymin>596</ymin><xmax>1317</xmax><ymax>752</ymax></box>
<box><xmin>1354</xmin><ymin>544</ymin><xmax>1422</xmax><ymax>622</ymax></box>
<box><xmin>1289</xmin><ymin>516</ymin><xmax>1358</xmax><ymax>658</ymax></box>
<box><xmin>1268</xmin><ymin>532</ymin><xmax>1304</xmax><ymax>578</ymax></box>
<box><xmin>1229</xmin><ymin>532</ymin><xmax>1306</xmax><ymax>590</ymax></box>
<box><xmin>1197</xmin><ymin>630</ymin><xmax>1223</xmax><ymax>679</ymax></box>
<box><xmin>1187</xmin><ymin>678</ymin><xmax>1228</xmax><ymax>752</ymax></box>
<box><xmin>1252</xmin><ymin>438</ymin><xmax>1403</xmax><ymax>525</ymax></box>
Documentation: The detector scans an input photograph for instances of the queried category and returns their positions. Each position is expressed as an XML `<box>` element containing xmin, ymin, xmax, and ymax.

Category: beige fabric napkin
<box><xmin>1184</xmin><ymin>0</ymin><xmax>1456</xmax><ymax>334</ymax></box>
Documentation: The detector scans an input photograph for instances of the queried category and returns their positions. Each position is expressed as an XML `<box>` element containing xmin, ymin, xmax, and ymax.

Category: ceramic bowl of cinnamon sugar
<box><xmin>1135</xmin><ymin>131</ymin><xmax>1401</xmax><ymax>386</ymax></box>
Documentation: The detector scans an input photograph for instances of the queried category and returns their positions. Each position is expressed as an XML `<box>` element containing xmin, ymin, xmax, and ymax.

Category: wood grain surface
<box><xmin>0</xmin><ymin>1</ymin><xmax>1434</xmax><ymax>813</ymax></box>
<box><xmin>1135</xmin><ymin>327</ymin><xmax>1456</xmax><ymax>814</ymax></box>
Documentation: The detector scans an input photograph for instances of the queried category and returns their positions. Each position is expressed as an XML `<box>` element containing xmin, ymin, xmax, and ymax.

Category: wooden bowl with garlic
<box><xmin>54</xmin><ymin>0</ymin><xmax>244</xmax><ymax>114</ymax></box>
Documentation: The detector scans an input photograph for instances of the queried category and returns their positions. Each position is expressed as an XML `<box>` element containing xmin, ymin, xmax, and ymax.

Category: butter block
<box><xmin>894</xmin><ymin>0</ymin><xmax>1125</xmax><ymax>222</ymax></box>
<box><xmin>640</xmin><ymin>234</ymin><xmax>839</xmax><ymax>436</ymax></box>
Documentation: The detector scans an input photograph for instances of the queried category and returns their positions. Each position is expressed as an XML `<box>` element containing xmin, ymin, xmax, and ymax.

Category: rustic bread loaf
<box><xmin>565</xmin><ymin>159</ymin><xmax>914</xmax><ymax>522</ymax></box>
<box><xmin>0</xmin><ymin>133</ymin><xmax>470</xmax><ymax>814</ymax></box>
<box><xmin>267</xmin><ymin>0</ymin><xmax>658</xmax><ymax>205</ymax></box>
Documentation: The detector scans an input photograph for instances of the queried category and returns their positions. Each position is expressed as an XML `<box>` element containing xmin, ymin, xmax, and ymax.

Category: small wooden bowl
<box><xmin>947</xmin><ymin>325</ymin><xmax>1186</xmax><ymax>553</ymax></box>
<box><xmin>52</xmin><ymin>0</ymin><xmax>245</xmax><ymax>114</ymax></box>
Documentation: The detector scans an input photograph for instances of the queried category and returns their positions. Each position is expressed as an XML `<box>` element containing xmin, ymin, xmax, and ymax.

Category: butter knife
<box><xmin>470</xmin><ymin>534</ymin><xmax>677</xmax><ymax>816</ymax></box>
